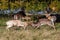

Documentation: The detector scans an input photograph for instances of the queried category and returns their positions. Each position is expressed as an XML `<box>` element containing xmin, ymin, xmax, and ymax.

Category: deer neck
<box><xmin>47</xmin><ymin>16</ymin><xmax>54</xmax><ymax>22</ymax></box>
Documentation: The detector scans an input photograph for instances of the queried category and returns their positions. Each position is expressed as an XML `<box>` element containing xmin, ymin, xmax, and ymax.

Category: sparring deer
<box><xmin>31</xmin><ymin>18</ymin><xmax>56</xmax><ymax>30</ymax></box>
<box><xmin>6</xmin><ymin>20</ymin><xmax>31</xmax><ymax>30</ymax></box>
<box><xmin>45</xmin><ymin>13</ymin><xmax>56</xmax><ymax>22</ymax></box>
<box><xmin>44</xmin><ymin>13</ymin><xmax>56</xmax><ymax>25</ymax></box>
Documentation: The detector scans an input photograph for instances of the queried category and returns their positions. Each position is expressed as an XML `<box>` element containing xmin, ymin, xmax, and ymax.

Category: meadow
<box><xmin>0</xmin><ymin>16</ymin><xmax>60</xmax><ymax>40</ymax></box>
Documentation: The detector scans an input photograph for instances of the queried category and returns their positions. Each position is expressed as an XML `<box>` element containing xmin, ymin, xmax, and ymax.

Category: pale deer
<box><xmin>6</xmin><ymin>20</ymin><xmax>31</xmax><ymax>30</ymax></box>
<box><xmin>31</xmin><ymin>18</ymin><xmax>56</xmax><ymax>30</ymax></box>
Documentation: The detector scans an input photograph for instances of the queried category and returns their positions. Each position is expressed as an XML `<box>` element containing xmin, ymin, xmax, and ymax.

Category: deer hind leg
<box><xmin>48</xmin><ymin>23</ymin><xmax>56</xmax><ymax>30</ymax></box>
<box><xmin>50</xmin><ymin>25</ymin><xmax>56</xmax><ymax>30</ymax></box>
<box><xmin>51</xmin><ymin>21</ymin><xmax>56</xmax><ymax>30</ymax></box>
<box><xmin>52</xmin><ymin>25</ymin><xmax>56</xmax><ymax>30</ymax></box>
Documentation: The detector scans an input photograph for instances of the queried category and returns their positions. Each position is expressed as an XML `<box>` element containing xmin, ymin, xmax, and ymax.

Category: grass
<box><xmin>0</xmin><ymin>17</ymin><xmax>60</xmax><ymax>40</ymax></box>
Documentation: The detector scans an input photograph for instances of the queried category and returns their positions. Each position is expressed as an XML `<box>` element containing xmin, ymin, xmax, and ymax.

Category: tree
<box><xmin>8</xmin><ymin>0</ymin><xmax>10</xmax><ymax>9</ymax></box>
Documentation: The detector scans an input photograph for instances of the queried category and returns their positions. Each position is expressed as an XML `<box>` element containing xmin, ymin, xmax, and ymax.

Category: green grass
<box><xmin>0</xmin><ymin>17</ymin><xmax>60</xmax><ymax>40</ymax></box>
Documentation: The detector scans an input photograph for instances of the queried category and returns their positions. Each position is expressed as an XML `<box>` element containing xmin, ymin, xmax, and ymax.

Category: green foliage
<box><xmin>57</xmin><ymin>2</ymin><xmax>60</xmax><ymax>11</ymax></box>
<box><xmin>50</xmin><ymin>0</ymin><xmax>60</xmax><ymax>12</ymax></box>
<box><xmin>0</xmin><ymin>0</ymin><xmax>60</xmax><ymax>12</ymax></box>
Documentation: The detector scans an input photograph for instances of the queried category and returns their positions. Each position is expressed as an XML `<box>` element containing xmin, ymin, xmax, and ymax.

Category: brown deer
<box><xmin>31</xmin><ymin>18</ymin><xmax>56</xmax><ymax>30</ymax></box>
<box><xmin>44</xmin><ymin>13</ymin><xmax>56</xmax><ymax>25</ymax></box>
<box><xmin>45</xmin><ymin>14</ymin><xmax>56</xmax><ymax>22</ymax></box>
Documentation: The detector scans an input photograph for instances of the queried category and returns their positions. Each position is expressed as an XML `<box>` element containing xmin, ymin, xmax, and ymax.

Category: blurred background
<box><xmin>0</xmin><ymin>0</ymin><xmax>60</xmax><ymax>14</ymax></box>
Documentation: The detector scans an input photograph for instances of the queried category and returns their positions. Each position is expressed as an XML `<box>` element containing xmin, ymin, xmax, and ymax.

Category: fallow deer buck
<box><xmin>31</xmin><ymin>18</ymin><xmax>56</xmax><ymax>30</ymax></box>
<box><xmin>6</xmin><ymin>20</ymin><xmax>32</xmax><ymax>30</ymax></box>
<box><xmin>44</xmin><ymin>13</ymin><xmax>56</xmax><ymax>25</ymax></box>
<box><xmin>45</xmin><ymin>13</ymin><xmax>56</xmax><ymax>22</ymax></box>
